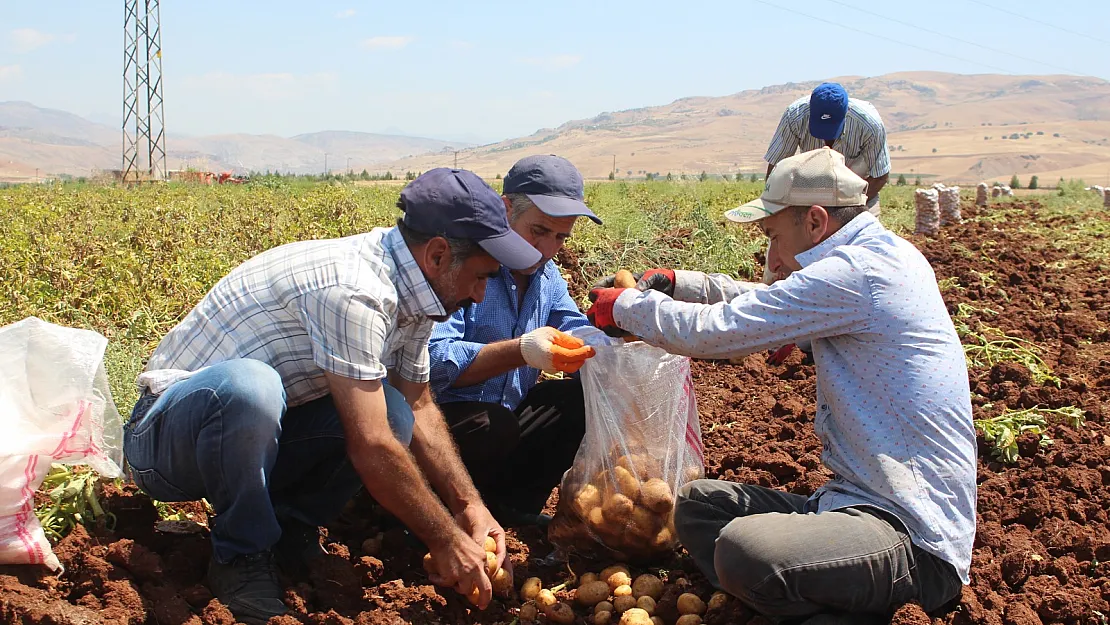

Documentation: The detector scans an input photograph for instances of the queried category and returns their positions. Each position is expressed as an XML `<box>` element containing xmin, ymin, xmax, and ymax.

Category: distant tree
<box><xmin>1036</xmin><ymin>131</ymin><xmax>1044</xmax><ymax>135</ymax></box>
<box><xmin>749</xmin><ymin>173</ymin><xmax>759</xmax><ymax>183</ymax></box>
<box><xmin>699</xmin><ymin>171</ymin><xmax>709</xmax><ymax>182</ymax></box>
<box><xmin>666</xmin><ymin>172</ymin><xmax>673</xmax><ymax>181</ymax></box>
<box><xmin>984</xmin><ymin>136</ymin><xmax>990</xmax><ymax>140</ymax></box>
<box><xmin>680</xmin><ymin>173</ymin><xmax>687</xmax><ymax>181</ymax></box>
<box><xmin>608</xmin><ymin>171</ymin><xmax>615</xmax><ymax>181</ymax></box>
<box><xmin>914</xmin><ymin>176</ymin><xmax>922</xmax><ymax>186</ymax></box>
<box><xmin>645</xmin><ymin>172</ymin><xmax>655</xmax><ymax>181</ymax></box>
<box><xmin>1010</xmin><ymin>174</ymin><xmax>1021</xmax><ymax>189</ymax></box>
<box><xmin>1009</xmin><ymin>133</ymin><xmax>1020</xmax><ymax>140</ymax></box>
<box><xmin>1053</xmin><ymin>133</ymin><xmax>1061</xmax><ymax>138</ymax></box>
<box><xmin>1028</xmin><ymin>175</ymin><xmax>1039</xmax><ymax>190</ymax></box>
<box><xmin>405</xmin><ymin>171</ymin><xmax>416</xmax><ymax>181</ymax></box>
<box><xmin>1058</xmin><ymin>177</ymin><xmax>1065</xmax><ymax>188</ymax></box>
<box><xmin>359</xmin><ymin>169</ymin><xmax>370</xmax><ymax>180</ymax></box>
<box><xmin>723</xmin><ymin>173</ymin><xmax>732</xmax><ymax>182</ymax></box>
<box><xmin>384</xmin><ymin>171</ymin><xmax>394</xmax><ymax>181</ymax></box>
<box><xmin>932</xmin><ymin>148</ymin><xmax>938</xmax><ymax>153</ymax></box>
<box><xmin>896</xmin><ymin>173</ymin><xmax>907</xmax><ymax>186</ymax></box>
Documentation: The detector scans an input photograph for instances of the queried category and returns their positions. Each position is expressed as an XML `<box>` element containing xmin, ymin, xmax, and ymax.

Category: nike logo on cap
<box><xmin>821</xmin><ymin>114</ymin><xmax>832</xmax><ymax>120</ymax></box>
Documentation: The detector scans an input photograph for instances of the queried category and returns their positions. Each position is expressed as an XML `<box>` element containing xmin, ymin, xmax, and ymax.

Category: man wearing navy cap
<box><xmin>429</xmin><ymin>155</ymin><xmax>601</xmax><ymax>527</ymax></box>
<box><xmin>123</xmin><ymin>168</ymin><xmax>539</xmax><ymax>623</ymax></box>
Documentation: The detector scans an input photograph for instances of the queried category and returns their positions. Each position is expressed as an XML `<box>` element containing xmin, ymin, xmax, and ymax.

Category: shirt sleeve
<box><xmin>390</xmin><ymin>320</ymin><xmax>433</xmax><ymax>384</ymax></box>
<box><xmin>546</xmin><ymin>273</ymin><xmax>591</xmax><ymax>333</ymax></box>
<box><xmin>298</xmin><ymin>285</ymin><xmax>390</xmax><ymax>381</ymax></box>
<box><xmin>673</xmin><ymin>270</ymin><xmax>768</xmax><ymax>304</ymax></box>
<box><xmin>428</xmin><ymin>309</ymin><xmax>484</xmax><ymax>391</ymax></box>
<box><xmin>764</xmin><ymin>103</ymin><xmax>802</xmax><ymax>166</ymax></box>
<box><xmin>865</xmin><ymin>116</ymin><xmax>892</xmax><ymax>178</ymax></box>
<box><xmin>614</xmin><ymin>252</ymin><xmax>874</xmax><ymax>360</ymax></box>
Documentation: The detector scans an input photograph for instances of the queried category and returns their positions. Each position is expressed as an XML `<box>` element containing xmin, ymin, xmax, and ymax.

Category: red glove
<box><xmin>587</xmin><ymin>287</ymin><xmax>629</xmax><ymax>336</ymax></box>
<box><xmin>768</xmin><ymin>343</ymin><xmax>797</xmax><ymax>366</ymax></box>
<box><xmin>637</xmin><ymin>269</ymin><xmax>676</xmax><ymax>296</ymax></box>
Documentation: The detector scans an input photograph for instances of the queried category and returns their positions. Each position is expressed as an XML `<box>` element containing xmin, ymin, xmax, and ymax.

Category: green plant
<box><xmin>975</xmin><ymin>405</ymin><xmax>1085</xmax><ymax>463</ymax></box>
<box><xmin>896</xmin><ymin>173</ymin><xmax>907</xmax><ymax>186</ymax></box>
<box><xmin>1028</xmin><ymin>175</ymin><xmax>1038</xmax><ymax>190</ymax></box>
<box><xmin>36</xmin><ymin>465</ymin><xmax>115</xmax><ymax>541</ymax></box>
<box><xmin>959</xmin><ymin>324</ymin><xmax>1058</xmax><ymax>386</ymax></box>
<box><xmin>1010</xmin><ymin>174</ymin><xmax>1021</xmax><ymax>189</ymax></box>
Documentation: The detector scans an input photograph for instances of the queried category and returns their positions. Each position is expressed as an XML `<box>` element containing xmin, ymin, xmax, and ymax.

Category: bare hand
<box><xmin>455</xmin><ymin>504</ymin><xmax>509</xmax><ymax>573</ymax></box>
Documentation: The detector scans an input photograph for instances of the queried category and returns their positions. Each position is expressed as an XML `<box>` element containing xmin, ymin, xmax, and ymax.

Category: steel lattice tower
<box><xmin>122</xmin><ymin>0</ymin><xmax>166</xmax><ymax>182</ymax></box>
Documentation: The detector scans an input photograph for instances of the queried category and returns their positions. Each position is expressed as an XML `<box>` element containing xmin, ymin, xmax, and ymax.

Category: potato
<box><xmin>613</xmin><ymin>466</ymin><xmax>642</xmax><ymax>500</ymax></box>
<box><xmin>631</xmin><ymin>574</ymin><xmax>664</xmax><ymax>600</ymax></box>
<box><xmin>594</xmin><ymin>611</ymin><xmax>613</xmax><ymax>625</ymax></box>
<box><xmin>422</xmin><ymin>552</ymin><xmax>435</xmax><ymax>573</ymax></box>
<box><xmin>485</xmin><ymin>551</ymin><xmax>499</xmax><ymax>577</ymax></box>
<box><xmin>640</xmin><ymin>479</ymin><xmax>674</xmax><ymax>514</ymax></box>
<box><xmin>612</xmin><ymin>583</ymin><xmax>633</xmax><ymax>597</ymax></box>
<box><xmin>602</xmin><ymin>494</ymin><xmax>635</xmax><ymax>521</ymax></box>
<box><xmin>619</xmin><ymin>607</ymin><xmax>653</xmax><ymax>625</ymax></box>
<box><xmin>578</xmin><ymin>580</ymin><xmax>611</xmax><ymax>606</ymax></box>
<box><xmin>677</xmin><ymin>593</ymin><xmax>707</xmax><ymax>616</ymax></box>
<box><xmin>614</xmin><ymin>269</ymin><xmax>638</xmax><ymax>289</ymax></box>
<box><xmin>546</xmin><ymin>602</ymin><xmax>576</xmax><ymax>624</ymax></box>
<box><xmin>596</xmin><ymin>600</ymin><xmax>615</xmax><ymax>615</ymax></box>
<box><xmin>707</xmin><ymin>591</ymin><xmax>728</xmax><ymax>611</ymax></box>
<box><xmin>576</xmin><ymin>484</ymin><xmax>603</xmax><ymax>514</ymax></box>
<box><xmin>521</xmin><ymin>577</ymin><xmax>543</xmax><ymax>601</ymax></box>
<box><xmin>467</xmin><ymin>585</ymin><xmax>481</xmax><ymax>605</ymax></box>
<box><xmin>676</xmin><ymin>616</ymin><xmax>702</xmax><ymax>625</ymax></box>
<box><xmin>579</xmin><ymin>572</ymin><xmax>600</xmax><ymax>587</ymax></box>
<box><xmin>636</xmin><ymin>596</ymin><xmax>656</xmax><ymax>615</ymax></box>
<box><xmin>628</xmin><ymin>507</ymin><xmax>658</xmax><ymax>538</ymax></box>
<box><xmin>492</xmin><ymin>567</ymin><xmax>513</xmax><ymax>596</ymax></box>
<box><xmin>651</xmin><ymin>618</ymin><xmax>665</xmax><ymax>625</ymax></box>
<box><xmin>618</xmin><ymin>454</ymin><xmax>661</xmax><ymax>480</ymax></box>
<box><xmin>613</xmin><ymin>595</ymin><xmax>637</xmax><ymax>613</ymax></box>
<box><xmin>650</xmin><ymin>527</ymin><xmax>674</xmax><ymax>550</ymax></box>
<box><xmin>519</xmin><ymin>603</ymin><xmax>538</xmax><ymax>623</ymax></box>
<box><xmin>360</xmin><ymin>532</ymin><xmax>383</xmax><ymax>556</ymax></box>
<box><xmin>484</xmin><ymin>536</ymin><xmax>496</xmax><ymax>553</ymax></box>
<box><xmin>600</xmin><ymin>564</ymin><xmax>630</xmax><ymax>581</ymax></box>
<box><xmin>537</xmin><ymin>588</ymin><xmax>558</xmax><ymax>610</ymax></box>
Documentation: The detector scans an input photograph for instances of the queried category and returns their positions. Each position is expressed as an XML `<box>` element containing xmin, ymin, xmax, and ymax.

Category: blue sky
<box><xmin>2</xmin><ymin>0</ymin><xmax>1108</xmax><ymax>143</ymax></box>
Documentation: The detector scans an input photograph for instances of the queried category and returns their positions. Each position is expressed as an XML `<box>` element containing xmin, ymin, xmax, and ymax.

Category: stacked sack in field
<box><xmin>1105</xmin><ymin>189</ymin><xmax>1110</xmax><ymax>209</ymax></box>
<box><xmin>939</xmin><ymin>186</ymin><xmax>962</xmax><ymax>225</ymax></box>
<box><xmin>1001</xmin><ymin>185</ymin><xmax>1014</xmax><ymax>197</ymax></box>
<box><xmin>1092</xmin><ymin>185</ymin><xmax>1106</xmax><ymax>199</ymax></box>
<box><xmin>976</xmin><ymin>182</ymin><xmax>989</xmax><ymax>207</ymax></box>
<box><xmin>914</xmin><ymin>188</ymin><xmax>940</xmax><ymax>236</ymax></box>
<box><xmin>991</xmin><ymin>185</ymin><xmax>1003</xmax><ymax>199</ymax></box>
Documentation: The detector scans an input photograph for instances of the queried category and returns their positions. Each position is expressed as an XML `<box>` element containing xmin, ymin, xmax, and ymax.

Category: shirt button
<box><xmin>511</xmin><ymin>285</ymin><xmax>517</xmax><ymax>290</ymax></box>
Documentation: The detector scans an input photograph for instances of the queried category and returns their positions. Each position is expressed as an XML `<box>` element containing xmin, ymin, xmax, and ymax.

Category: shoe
<box><xmin>273</xmin><ymin>518</ymin><xmax>327</xmax><ymax>578</ymax></box>
<box><xmin>207</xmin><ymin>551</ymin><xmax>287</xmax><ymax>625</ymax></box>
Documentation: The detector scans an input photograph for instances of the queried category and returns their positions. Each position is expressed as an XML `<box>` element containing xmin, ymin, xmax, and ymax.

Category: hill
<box><xmin>377</xmin><ymin>72</ymin><xmax>1110</xmax><ymax>185</ymax></box>
<box><xmin>0</xmin><ymin>102</ymin><xmax>470</xmax><ymax>180</ymax></box>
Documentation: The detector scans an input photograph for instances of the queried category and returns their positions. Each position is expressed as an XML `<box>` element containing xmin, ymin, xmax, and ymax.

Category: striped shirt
<box><xmin>765</xmin><ymin>96</ymin><xmax>891</xmax><ymax>179</ymax></box>
<box><xmin>139</xmin><ymin>227</ymin><xmax>445</xmax><ymax>407</ymax></box>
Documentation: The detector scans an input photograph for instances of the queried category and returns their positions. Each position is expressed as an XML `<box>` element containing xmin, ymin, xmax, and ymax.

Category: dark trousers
<box><xmin>440</xmin><ymin>379</ymin><xmax>585</xmax><ymax>514</ymax></box>
<box><xmin>674</xmin><ymin>480</ymin><xmax>964</xmax><ymax>623</ymax></box>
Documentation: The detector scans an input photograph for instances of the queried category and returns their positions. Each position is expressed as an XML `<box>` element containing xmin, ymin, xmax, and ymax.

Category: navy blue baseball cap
<box><xmin>808</xmin><ymin>82</ymin><xmax>849</xmax><ymax>141</ymax></box>
<box><xmin>399</xmin><ymin>168</ymin><xmax>542</xmax><ymax>270</ymax></box>
<box><xmin>503</xmin><ymin>155</ymin><xmax>602</xmax><ymax>225</ymax></box>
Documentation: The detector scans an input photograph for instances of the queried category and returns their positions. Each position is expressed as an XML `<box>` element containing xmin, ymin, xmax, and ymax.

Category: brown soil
<box><xmin>1</xmin><ymin>200</ymin><xmax>1108</xmax><ymax>624</ymax></box>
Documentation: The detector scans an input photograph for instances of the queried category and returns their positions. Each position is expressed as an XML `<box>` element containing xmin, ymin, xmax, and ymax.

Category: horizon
<box><xmin>2</xmin><ymin>0</ymin><xmax>1110</xmax><ymax>144</ymax></box>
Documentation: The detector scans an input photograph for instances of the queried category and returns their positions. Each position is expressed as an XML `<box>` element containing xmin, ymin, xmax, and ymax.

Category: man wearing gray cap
<box><xmin>588</xmin><ymin>148</ymin><xmax>973</xmax><ymax>623</ymax></box>
<box><xmin>124</xmin><ymin>168</ymin><xmax>539</xmax><ymax>623</ymax></box>
<box><xmin>430</xmin><ymin>155</ymin><xmax>602</xmax><ymax>527</ymax></box>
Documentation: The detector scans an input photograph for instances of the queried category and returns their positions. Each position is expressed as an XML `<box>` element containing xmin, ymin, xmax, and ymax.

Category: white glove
<box><xmin>519</xmin><ymin>327</ymin><xmax>596</xmax><ymax>374</ymax></box>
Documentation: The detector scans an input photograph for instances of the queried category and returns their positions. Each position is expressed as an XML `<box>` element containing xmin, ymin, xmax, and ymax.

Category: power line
<box><xmin>821</xmin><ymin>0</ymin><xmax>1087</xmax><ymax>76</ymax></box>
<box><xmin>747</xmin><ymin>0</ymin><xmax>1013</xmax><ymax>73</ymax></box>
<box><xmin>964</xmin><ymin>0</ymin><xmax>1110</xmax><ymax>47</ymax></box>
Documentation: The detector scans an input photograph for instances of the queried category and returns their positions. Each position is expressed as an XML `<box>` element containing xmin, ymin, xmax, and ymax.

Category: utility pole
<box><xmin>122</xmin><ymin>0</ymin><xmax>167</xmax><ymax>183</ymax></box>
<box><xmin>454</xmin><ymin>150</ymin><xmax>459</xmax><ymax>168</ymax></box>
<box><xmin>324</xmin><ymin>153</ymin><xmax>329</xmax><ymax>176</ymax></box>
<box><xmin>612</xmin><ymin>155</ymin><xmax>616</xmax><ymax>178</ymax></box>
<box><xmin>347</xmin><ymin>157</ymin><xmax>351</xmax><ymax>176</ymax></box>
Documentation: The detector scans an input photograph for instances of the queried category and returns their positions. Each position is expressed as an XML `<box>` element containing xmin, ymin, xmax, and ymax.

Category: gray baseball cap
<box><xmin>503</xmin><ymin>155</ymin><xmax>603</xmax><ymax>224</ymax></box>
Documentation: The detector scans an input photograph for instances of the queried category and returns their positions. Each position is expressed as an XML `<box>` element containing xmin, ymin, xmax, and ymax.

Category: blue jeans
<box><xmin>123</xmin><ymin>358</ymin><xmax>414</xmax><ymax>564</ymax></box>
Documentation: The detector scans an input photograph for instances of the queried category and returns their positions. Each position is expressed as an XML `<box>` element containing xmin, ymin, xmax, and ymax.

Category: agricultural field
<box><xmin>1</xmin><ymin>179</ymin><xmax>1108</xmax><ymax>625</ymax></box>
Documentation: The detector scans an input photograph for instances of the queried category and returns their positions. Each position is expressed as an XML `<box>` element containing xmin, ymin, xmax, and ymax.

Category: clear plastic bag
<box><xmin>548</xmin><ymin>328</ymin><xmax>703</xmax><ymax>562</ymax></box>
<box><xmin>0</xmin><ymin>317</ymin><xmax>124</xmax><ymax>570</ymax></box>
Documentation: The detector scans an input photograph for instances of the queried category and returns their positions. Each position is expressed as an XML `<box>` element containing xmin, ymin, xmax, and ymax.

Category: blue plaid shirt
<box><xmin>429</xmin><ymin>261</ymin><xmax>590</xmax><ymax>411</ymax></box>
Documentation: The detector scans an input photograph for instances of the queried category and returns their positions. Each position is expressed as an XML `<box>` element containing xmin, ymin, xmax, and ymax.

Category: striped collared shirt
<box><xmin>765</xmin><ymin>96</ymin><xmax>891</xmax><ymax>179</ymax></box>
<box><xmin>139</xmin><ymin>227</ymin><xmax>445</xmax><ymax>407</ymax></box>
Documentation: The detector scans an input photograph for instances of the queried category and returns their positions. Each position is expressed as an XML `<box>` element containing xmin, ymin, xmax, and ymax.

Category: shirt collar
<box><xmin>794</xmin><ymin>211</ymin><xmax>882</xmax><ymax>268</ymax></box>
<box><xmin>383</xmin><ymin>227</ymin><xmax>447</xmax><ymax>320</ymax></box>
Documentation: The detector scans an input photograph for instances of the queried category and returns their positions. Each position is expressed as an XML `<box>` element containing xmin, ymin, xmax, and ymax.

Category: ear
<box><xmin>418</xmin><ymin>237</ymin><xmax>452</xmax><ymax>279</ymax></box>
<box><xmin>807</xmin><ymin>205</ymin><xmax>831</xmax><ymax>244</ymax></box>
<box><xmin>502</xmin><ymin>195</ymin><xmax>513</xmax><ymax>222</ymax></box>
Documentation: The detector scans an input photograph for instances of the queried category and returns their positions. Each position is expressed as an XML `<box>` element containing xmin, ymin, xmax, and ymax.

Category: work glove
<box><xmin>519</xmin><ymin>327</ymin><xmax>596</xmax><ymax>374</ymax></box>
<box><xmin>586</xmin><ymin>287</ymin><xmax>630</xmax><ymax>337</ymax></box>
<box><xmin>767</xmin><ymin>343</ymin><xmax>797</xmax><ymax>366</ymax></box>
<box><xmin>592</xmin><ymin>268</ymin><xmax>676</xmax><ymax>297</ymax></box>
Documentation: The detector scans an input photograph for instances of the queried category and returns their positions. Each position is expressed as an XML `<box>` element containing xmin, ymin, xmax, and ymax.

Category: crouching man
<box><xmin>124</xmin><ymin>169</ymin><xmax>542</xmax><ymax>624</ymax></box>
<box><xmin>587</xmin><ymin>148</ymin><xmax>974</xmax><ymax>624</ymax></box>
<box><xmin>429</xmin><ymin>155</ymin><xmax>601</xmax><ymax>526</ymax></box>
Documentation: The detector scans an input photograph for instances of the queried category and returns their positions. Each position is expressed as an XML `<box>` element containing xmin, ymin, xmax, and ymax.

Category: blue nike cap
<box><xmin>809</xmin><ymin>82</ymin><xmax>849</xmax><ymax>142</ymax></box>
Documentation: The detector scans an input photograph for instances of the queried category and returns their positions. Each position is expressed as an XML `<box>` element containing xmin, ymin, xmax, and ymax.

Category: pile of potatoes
<box><xmin>517</xmin><ymin>565</ymin><xmax>728</xmax><ymax>625</ymax></box>
<box><xmin>422</xmin><ymin>536</ymin><xmax>512</xmax><ymax>605</ymax></box>
<box><xmin>550</xmin><ymin>450</ymin><xmax>685</xmax><ymax>560</ymax></box>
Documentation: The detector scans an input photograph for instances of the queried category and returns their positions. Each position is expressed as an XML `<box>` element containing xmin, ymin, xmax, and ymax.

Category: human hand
<box><xmin>592</xmin><ymin>271</ymin><xmax>643</xmax><ymax>290</ymax></box>
<box><xmin>586</xmin><ymin>287</ymin><xmax>630</xmax><ymax>337</ymax></box>
<box><xmin>425</xmin><ymin>528</ymin><xmax>493</xmax><ymax>609</ymax></box>
<box><xmin>768</xmin><ymin>343</ymin><xmax>797</xmax><ymax>366</ymax></box>
<box><xmin>636</xmin><ymin>268</ymin><xmax>676</xmax><ymax>296</ymax></box>
<box><xmin>520</xmin><ymin>327</ymin><xmax>596</xmax><ymax>374</ymax></box>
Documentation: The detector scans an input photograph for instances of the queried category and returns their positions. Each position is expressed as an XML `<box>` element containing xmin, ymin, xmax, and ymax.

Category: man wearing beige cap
<box><xmin>587</xmin><ymin>148</ymin><xmax>974</xmax><ymax>623</ymax></box>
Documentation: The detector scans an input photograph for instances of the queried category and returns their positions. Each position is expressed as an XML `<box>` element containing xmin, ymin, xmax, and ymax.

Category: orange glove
<box><xmin>520</xmin><ymin>327</ymin><xmax>596</xmax><ymax>374</ymax></box>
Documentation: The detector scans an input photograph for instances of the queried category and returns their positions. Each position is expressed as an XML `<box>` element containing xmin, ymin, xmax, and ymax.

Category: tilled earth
<box><xmin>2</xmin><ymin>200</ymin><xmax>1109</xmax><ymax>625</ymax></box>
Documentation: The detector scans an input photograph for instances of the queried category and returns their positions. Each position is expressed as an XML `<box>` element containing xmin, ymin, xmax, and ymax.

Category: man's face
<box><xmin>427</xmin><ymin>250</ymin><xmax>501</xmax><ymax>320</ymax></box>
<box><xmin>509</xmin><ymin>203</ymin><xmax>577</xmax><ymax>275</ymax></box>
<box><xmin>760</xmin><ymin>206</ymin><xmax>829</xmax><ymax>279</ymax></box>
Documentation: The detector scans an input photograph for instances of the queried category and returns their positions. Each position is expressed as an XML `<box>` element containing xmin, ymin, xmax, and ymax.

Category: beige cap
<box><xmin>725</xmin><ymin>147</ymin><xmax>868</xmax><ymax>223</ymax></box>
